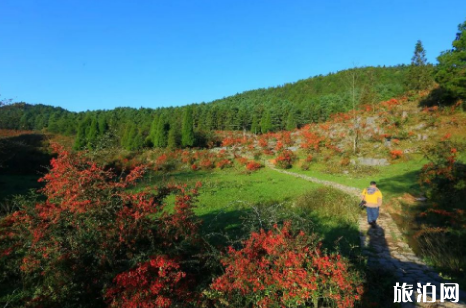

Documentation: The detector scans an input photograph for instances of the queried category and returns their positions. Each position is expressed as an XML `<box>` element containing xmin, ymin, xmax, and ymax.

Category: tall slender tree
<box><xmin>154</xmin><ymin>118</ymin><xmax>168</xmax><ymax>148</ymax></box>
<box><xmin>407</xmin><ymin>40</ymin><xmax>433</xmax><ymax>90</ymax></box>
<box><xmin>181</xmin><ymin>107</ymin><xmax>195</xmax><ymax>147</ymax></box>
<box><xmin>260</xmin><ymin>111</ymin><xmax>273</xmax><ymax>133</ymax></box>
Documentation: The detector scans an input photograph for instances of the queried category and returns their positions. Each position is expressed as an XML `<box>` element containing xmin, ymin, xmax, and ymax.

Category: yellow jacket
<box><xmin>361</xmin><ymin>187</ymin><xmax>383</xmax><ymax>208</ymax></box>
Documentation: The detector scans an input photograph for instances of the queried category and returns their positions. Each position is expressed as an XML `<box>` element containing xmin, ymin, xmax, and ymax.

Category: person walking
<box><xmin>361</xmin><ymin>181</ymin><xmax>383</xmax><ymax>228</ymax></box>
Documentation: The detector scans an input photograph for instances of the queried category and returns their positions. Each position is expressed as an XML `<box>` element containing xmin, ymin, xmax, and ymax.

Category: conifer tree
<box><xmin>181</xmin><ymin>107</ymin><xmax>195</xmax><ymax>147</ymax></box>
<box><xmin>167</xmin><ymin>124</ymin><xmax>180</xmax><ymax>149</ymax></box>
<box><xmin>73</xmin><ymin>117</ymin><xmax>91</xmax><ymax>150</ymax></box>
<box><xmin>435</xmin><ymin>20</ymin><xmax>466</xmax><ymax>100</ymax></box>
<box><xmin>407</xmin><ymin>40</ymin><xmax>433</xmax><ymax>91</ymax></box>
<box><xmin>87</xmin><ymin>118</ymin><xmax>99</xmax><ymax>149</ymax></box>
<box><xmin>285</xmin><ymin>111</ymin><xmax>297</xmax><ymax>131</ymax></box>
<box><xmin>260</xmin><ymin>111</ymin><xmax>273</xmax><ymax>133</ymax></box>
<box><xmin>154</xmin><ymin>118</ymin><xmax>168</xmax><ymax>148</ymax></box>
<box><xmin>250</xmin><ymin>116</ymin><xmax>259</xmax><ymax>134</ymax></box>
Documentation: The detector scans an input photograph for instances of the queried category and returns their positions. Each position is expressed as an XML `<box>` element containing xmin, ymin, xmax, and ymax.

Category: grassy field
<box><xmin>136</xmin><ymin>167</ymin><xmax>363</xmax><ymax>257</ymax></box>
<box><xmin>288</xmin><ymin>154</ymin><xmax>428</xmax><ymax>199</ymax></box>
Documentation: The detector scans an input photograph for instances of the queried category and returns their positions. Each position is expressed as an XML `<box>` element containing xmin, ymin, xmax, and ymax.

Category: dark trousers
<box><xmin>366</xmin><ymin>207</ymin><xmax>379</xmax><ymax>223</ymax></box>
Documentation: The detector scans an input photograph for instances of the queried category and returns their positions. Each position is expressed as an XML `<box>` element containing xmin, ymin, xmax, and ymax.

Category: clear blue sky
<box><xmin>1</xmin><ymin>0</ymin><xmax>465</xmax><ymax>112</ymax></box>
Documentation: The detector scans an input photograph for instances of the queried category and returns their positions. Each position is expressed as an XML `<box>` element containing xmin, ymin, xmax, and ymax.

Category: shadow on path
<box><xmin>361</xmin><ymin>212</ymin><xmax>466</xmax><ymax>307</ymax></box>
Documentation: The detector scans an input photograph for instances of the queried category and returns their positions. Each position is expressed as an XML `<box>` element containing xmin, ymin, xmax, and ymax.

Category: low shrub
<box><xmin>275</xmin><ymin>150</ymin><xmax>296</xmax><ymax>169</ymax></box>
<box><xmin>295</xmin><ymin>187</ymin><xmax>359</xmax><ymax>225</ymax></box>
<box><xmin>207</xmin><ymin>222</ymin><xmax>363</xmax><ymax>308</ymax></box>
<box><xmin>389</xmin><ymin>149</ymin><xmax>403</xmax><ymax>159</ymax></box>
<box><xmin>245</xmin><ymin>161</ymin><xmax>262</xmax><ymax>172</ymax></box>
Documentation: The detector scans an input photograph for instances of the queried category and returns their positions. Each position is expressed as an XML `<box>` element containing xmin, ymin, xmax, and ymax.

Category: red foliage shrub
<box><xmin>199</xmin><ymin>158</ymin><xmax>214</xmax><ymax>170</ymax></box>
<box><xmin>0</xmin><ymin>144</ymin><xmax>201</xmax><ymax>307</ymax></box>
<box><xmin>216</xmin><ymin>159</ymin><xmax>232</xmax><ymax>169</ymax></box>
<box><xmin>105</xmin><ymin>255</ymin><xmax>190</xmax><ymax>308</ymax></box>
<box><xmin>305</xmin><ymin>154</ymin><xmax>313</xmax><ymax>162</ymax></box>
<box><xmin>275</xmin><ymin>150</ymin><xmax>296</xmax><ymax>169</ymax></box>
<box><xmin>275</xmin><ymin>140</ymin><xmax>284</xmax><ymax>152</ymax></box>
<box><xmin>258</xmin><ymin>138</ymin><xmax>268</xmax><ymax>148</ymax></box>
<box><xmin>389</xmin><ymin>149</ymin><xmax>403</xmax><ymax>159</ymax></box>
<box><xmin>236</xmin><ymin>157</ymin><xmax>249</xmax><ymax>166</ymax></box>
<box><xmin>209</xmin><ymin>223</ymin><xmax>363</xmax><ymax>307</ymax></box>
<box><xmin>245</xmin><ymin>161</ymin><xmax>262</xmax><ymax>172</ymax></box>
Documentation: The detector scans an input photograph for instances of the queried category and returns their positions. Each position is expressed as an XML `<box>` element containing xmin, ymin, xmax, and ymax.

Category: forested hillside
<box><xmin>0</xmin><ymin>65</ymin><xmax>411</xmax><ymax>149</ymax></box>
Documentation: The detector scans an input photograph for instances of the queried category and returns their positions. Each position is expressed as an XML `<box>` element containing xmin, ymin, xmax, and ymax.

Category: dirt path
<box><xmin>268</xmin><ymin>165</ymin><xmax>466</xmax><ymax>307</ymax></box>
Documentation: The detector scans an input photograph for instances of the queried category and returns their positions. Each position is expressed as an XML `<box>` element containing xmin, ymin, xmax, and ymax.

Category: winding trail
<box><xmin>268</xmin><ymin>165</ymin><xmax>466</xmax><ymax>307</ymax></box>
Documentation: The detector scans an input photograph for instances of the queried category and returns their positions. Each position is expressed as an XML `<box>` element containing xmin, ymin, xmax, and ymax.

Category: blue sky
<box><xmin>1</xmin><ymin>0</ymin><xmax>465</xmax><ymax>112</ymax></box>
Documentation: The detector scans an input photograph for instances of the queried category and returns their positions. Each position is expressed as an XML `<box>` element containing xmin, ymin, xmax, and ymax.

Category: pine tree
<box><xmin>251</xmin><ymin>116</ymin><xmax>259</xmax><ymax>134</ymax></box>
<box><xmin>148</xmin><ymin>115</ymin><xmax>159</xmax><ymax>147</ymax></box>
<box><xmin>87</xmin><ymin>118</ymin><xmax>99</xmax><ymax>149</ymax></box>
<box><xmin>181</xmin><ymin>107</ymin><xmax>195</xmax><ymax>147</ymax></box>
<box><xmin>98</xmin><ymin>116</ymin><xmax>109</xmax><ymax>135</ymax></box>
<box><xmin>407</xmin><ymin>40</ymin><xmax>433</xmax><ymax>91</ymax></box>
<box><xmin>167</xmin><ymin>124</ymin><xmax>179</xmax><ymax>149</ymax></box>
<box><xmin>73</xmin><ymin>117</ymin><xmax>91</xmax><ymax>150</ymax></box>
<box><xmin>260</xmin><ymin>111</ymin><xmax>273</xmax><ymax>133</ymax></box>
<box><xmin>154</xmin><ymin>118</ymin><xmax>168</xmax><ymax>148</ymax></box>
<box><xmin>435</xmin><ymin>20</ymin><xmax>466</xmax><ymax>99</ymax></box>
<box><xmin>285</xmin><ymin>111</ymin><xmax>297</xmax><ymax>131</ymax></box>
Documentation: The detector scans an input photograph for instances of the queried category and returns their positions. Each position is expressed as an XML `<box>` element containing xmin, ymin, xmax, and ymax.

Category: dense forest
<box><xmin>0</xmin><ymin>66</ymin><xmax>413</xmax><ymax>149</ymax></box>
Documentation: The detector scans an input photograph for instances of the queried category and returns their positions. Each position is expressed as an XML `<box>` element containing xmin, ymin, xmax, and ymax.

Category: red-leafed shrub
<box><xmin>0</xmin><ymin>144</ymin><xmax>201</xmax><ymax>307</ymax></box>
<box><xmin>245</xmin><ymin>161</ymin><xmax>262</xmax><ymax>172</ymax></box>
<box><xmin>105</xmin><ymin>255</ymin><xmax>190</xmax><ymax>308</ymax></box>
<box><xmin>191</xmin><ymin>163</ymin><xmax>198</xmax><ymax>171</ymax></box>
<box><xmin>199</xmin><ymin>158</ymin><xmax>214</xmax><ymax>170</ymax></box>
<box><xmin>258</xmin><ymin>138</ymin><xmax>268</xmax><ymax>148</ymax></box>
<box><xmin>216</xmin><ymin>159</ymin><xmax>232</xmax><ymax>169</ymax></box>
<box><xmin>236</xmin><ymin>157</ymin><xmax>249</xmax><ymax>166</ymax></box>
<box><xmin>208</xmin><ymin>223</ymin><xmax>363</xmax><ymax>308</ymax></box>
<box><xmin>275</xmin><ymin>140</ymin><xmax>284</xmax><ymax>152</ymax></box>
<box><xmin>389</xmin><ymin>149</ymin><xmax>403</xmax><ymax>159</ymax></box>
<box><xmin>275</xmin><ymin>150</ymin><xmax>296</xmax><ymax>169</ymax></box>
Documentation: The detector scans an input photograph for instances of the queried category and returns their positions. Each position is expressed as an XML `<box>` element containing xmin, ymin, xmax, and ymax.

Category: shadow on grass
<box><xmin>198</xmin><ymin>204</ymin><xmax>362</xmax><ymax>259</ymax></box>
<box><xmin>0</xmin><ymin>133</ymin><xmax>53</xmax><ymax>207</ymax></box>
<box><xmin>378</xmin><ymin>169</ymin><xmax>422</xmax><ymax>197</ymax></box>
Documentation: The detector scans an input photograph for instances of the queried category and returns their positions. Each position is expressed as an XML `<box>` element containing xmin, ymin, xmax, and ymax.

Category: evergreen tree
<box><xmin>435</xmin><ymin>20</ymin><xmax>466</xmax><ymax>99</ymax></box>
<box><xmin>98</xmin><ymin>116</ymin><xmax>109</xmax><ymax>135</ymax></box>
<box><xmin>87</xmin><ymin>118</ymin><xmax>99</xmax><ymax>149</ymax></box>
<box><xmin>181</xmin><ymin>107</ymin><xmax>195</xmax><ymax>147</ymax></box>
<box><xmin>130</xmin><ymin>128</ymin><xmax>144</xmax><ymax>151</ymax></box>
<box><xmin>167</xmin><ymin>124</ymin><xmax>180</xmax><ymax>149</ymax></box>
<box><xmin>250</xmin><ymin>116</ymin><xmax>259</xmax><ymax>134</ymax></box>
<box><xmin>407</xmin><ymin>40</ymin><xmax>433</xmax><ymax>90</ymax></box>
<box><xmin>73</xmin><ymin>117</ymin><xmax>90</xmax><ymax>150</ymax></box>
<box><xmin>285</xmin><ymin>111</ymin><xmax>297</xmax><ymax>131</ymax></box>
<box><xmin>148</xmin><ymin>115</ymin><xmax>159</xmax><ymax>147</ymax></box>
<box><xmin>260</xmin><ymin>111</ymin><xmax>273</xmax><ymax>133</ymax></box>
<box><xmin>154</xmin><ymin>118</ymin><xmax>168</xmax><ymax>148</ymax></box>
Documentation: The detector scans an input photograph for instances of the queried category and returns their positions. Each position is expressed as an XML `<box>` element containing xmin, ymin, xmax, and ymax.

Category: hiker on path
<box><xmin>361</xmin><ymin>181</ymin><xmax>383</xmax><ymax>228</ymax></box>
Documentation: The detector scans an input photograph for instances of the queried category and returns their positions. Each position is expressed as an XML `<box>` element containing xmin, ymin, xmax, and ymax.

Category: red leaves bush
<box><xmin>246</xmin><ymin>161</ymin><xmax>262</xmax><ymax>172</ymax></box>
<box><xmin>389</xmin><ymin>149</ymin><xmax>403</xmax><ymax>159</ymax></box>
<box><xmin>105</xmin><ymin>255</ymin><xmax>190</xmax><ymax>308</ymax></box>
<box><xmin>208</xmin><ymin>223</ymin><xmax>363</xmax><ymax>307</ymax></box>
<box><xmin>0</xmin><ymin>144</ymin><xmax>201</xmax><ymax>307</ymax></box>
<box><xmin>275</xmin><ymin>149</ymin><xmax>296</xmax><ymax>169</ymax></box>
